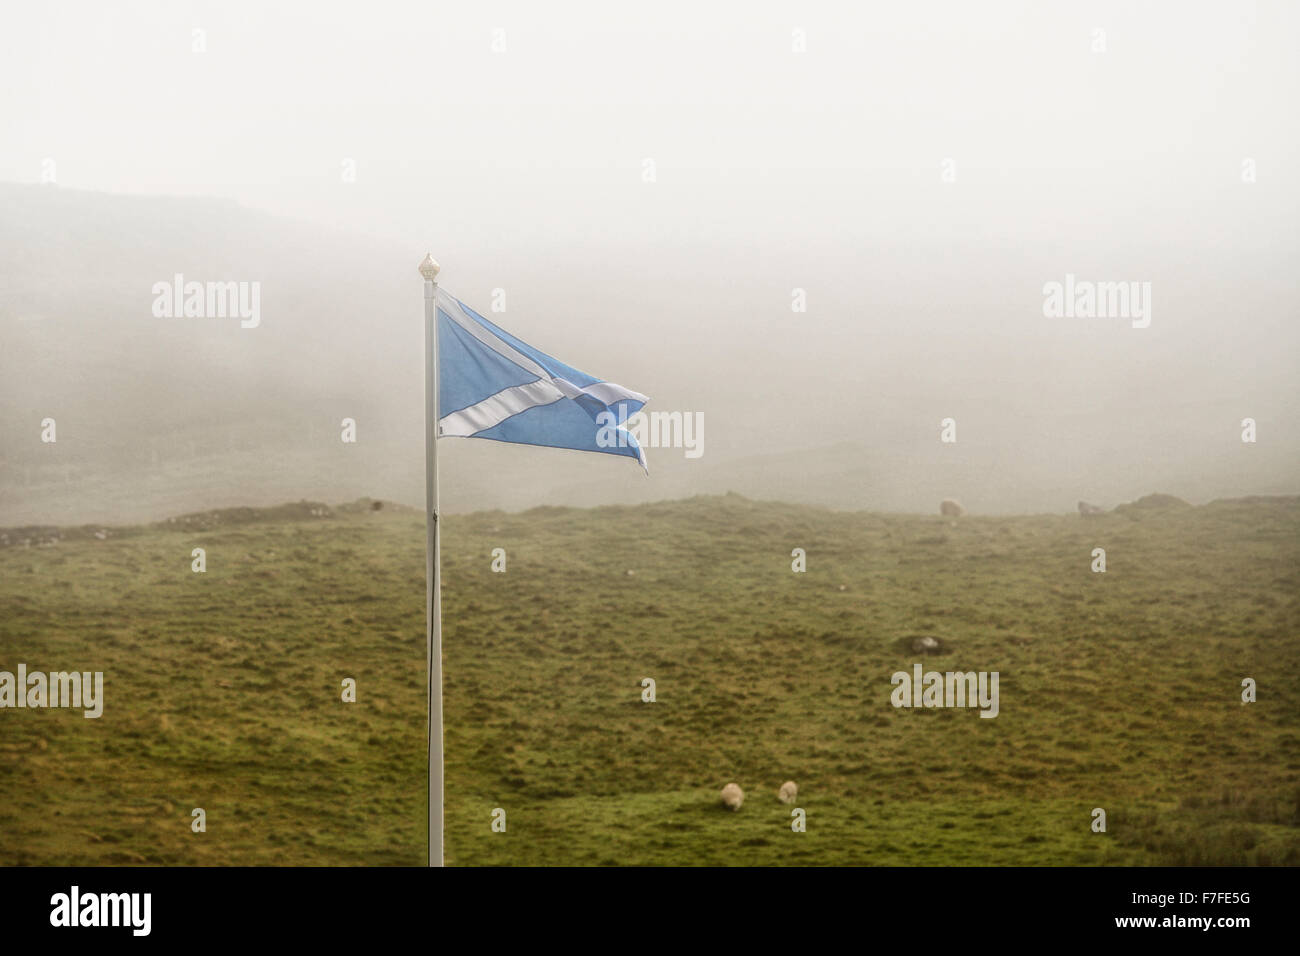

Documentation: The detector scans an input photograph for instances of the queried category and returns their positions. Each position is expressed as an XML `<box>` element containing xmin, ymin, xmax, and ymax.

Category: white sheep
<box><xmin>940</xmin><ymin>499</ymin><xmax>966</xmax><ymax>517</ymax></box>
<box><xmin>720</xmin><ymin>782</ymin><xmax>744</xmax><ymax>811</ymax></box>
<box><xmin>778</xmin><ymin>781</ymin><xmax>798</xmax><ymax>804</ymax></box>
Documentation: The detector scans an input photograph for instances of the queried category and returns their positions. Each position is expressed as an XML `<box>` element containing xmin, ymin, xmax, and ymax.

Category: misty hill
<box><xmin>2</xmin><ymin>183</ymin><xmax>1297</xmax><ymax>526</ymax></box>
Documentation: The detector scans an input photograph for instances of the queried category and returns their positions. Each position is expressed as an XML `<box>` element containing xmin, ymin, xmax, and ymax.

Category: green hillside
<box><xmin>1</xmin><ymin>494</ymin><xmax>1297</xmax><ymax>866</ymax></box>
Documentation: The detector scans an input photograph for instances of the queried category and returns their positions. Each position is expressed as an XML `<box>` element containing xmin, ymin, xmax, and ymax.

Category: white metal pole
<box><xmin>419</xmin><ymin>253</ymin><xmax>444</xmax><ymax>867</ymax></box>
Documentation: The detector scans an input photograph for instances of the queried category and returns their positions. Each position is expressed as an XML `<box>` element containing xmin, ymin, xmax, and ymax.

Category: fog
<box><xmin>2</xmin><ymin>0</ymin><xmax>1297</xmax><ymax>525</ymax></box>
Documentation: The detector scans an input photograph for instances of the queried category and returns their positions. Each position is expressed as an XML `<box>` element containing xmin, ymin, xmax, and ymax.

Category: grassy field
<box><xmin>1</xmin><ymin>493</ymin><xmax>1297</xmax><ymax>866</ymax></box>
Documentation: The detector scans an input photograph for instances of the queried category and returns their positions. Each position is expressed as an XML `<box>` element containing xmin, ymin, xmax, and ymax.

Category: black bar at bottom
<box><xmin>0</xmin><ymin>865</ymin><xmax>1282</xmax><ymax>943</ymax></box>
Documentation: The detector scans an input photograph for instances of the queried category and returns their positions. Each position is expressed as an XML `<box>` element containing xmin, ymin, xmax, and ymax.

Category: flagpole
<box><xmin>419</xmin><ymin>253</ymin><xmax>444</xmax><ymax>867</ymax></box>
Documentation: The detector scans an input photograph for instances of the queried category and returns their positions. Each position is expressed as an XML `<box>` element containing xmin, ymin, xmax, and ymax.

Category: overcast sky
<box><xmin>5</xmin><ymin>2</ymin><xmax>1295</xmax><ymax>248</ymax></box>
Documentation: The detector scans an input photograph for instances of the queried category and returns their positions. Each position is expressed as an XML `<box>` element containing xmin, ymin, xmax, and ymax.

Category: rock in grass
<box><xmin>720</xmin><ymin>783</ymin><xmax>744</xmax><ymax>811</ymax></box>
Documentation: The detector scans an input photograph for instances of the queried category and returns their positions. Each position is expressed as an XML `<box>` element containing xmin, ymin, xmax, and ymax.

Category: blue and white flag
<box><xmin>436</xmin><ymin>288</ymin><xmax>650</xmax><ymax>470</ymax></box>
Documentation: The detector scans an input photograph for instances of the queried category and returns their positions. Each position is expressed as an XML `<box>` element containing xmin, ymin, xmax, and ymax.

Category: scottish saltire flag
<box><xmin>436</xmin><ymin>288</ymin><xmax>650</xmax><ymax>470</ymax></box>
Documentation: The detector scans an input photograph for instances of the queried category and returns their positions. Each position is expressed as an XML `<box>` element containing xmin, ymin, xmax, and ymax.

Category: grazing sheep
<box><xmin>1077</xmin><ymin>500</ymin><xmax>1105</xmax><ymax>517</ymax></box>
<box><xmin>778</xmin><ymin>781</ymin><xmax>798</xmax><ymax>804</ymax></box>
<box><xmin>940</xmin><ymin>499</ymin><xmax>965</xmax><ymax>517</ymax></box>
<box><xmin>720</xmin><ymin>783</ymin><xmax>744</xmax><ymax>811</ymax></box>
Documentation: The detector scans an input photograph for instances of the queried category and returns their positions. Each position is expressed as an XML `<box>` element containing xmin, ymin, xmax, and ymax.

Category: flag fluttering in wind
<box><xmin>420</xmin><ymin>257</ymin><xmax>650</xmax><ymax>868</ymax></box>
<box><xmin>419</xmin><ymin>264</ymin><xmax>649</xmax><ymax>867</ymax></box>
<box><xmin>436</xmin><ymin>288</ymin><xmax>651</xmax><ymax>470</ymax></box>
